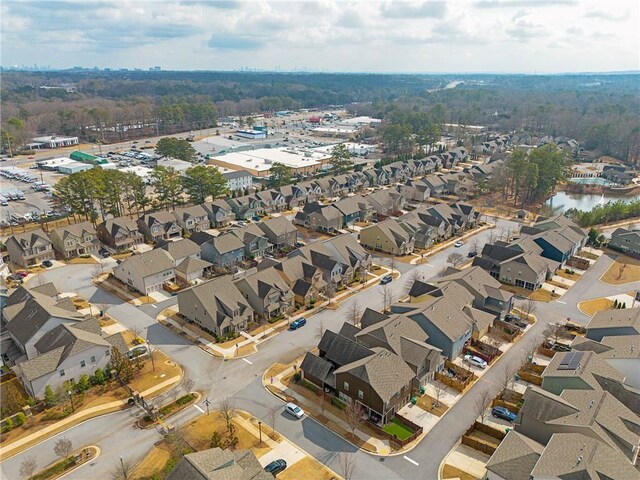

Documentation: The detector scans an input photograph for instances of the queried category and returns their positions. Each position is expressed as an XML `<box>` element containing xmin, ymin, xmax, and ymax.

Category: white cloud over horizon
<box><xmin>2</xmin><ymin>0</ymin><xmax>638</xmax><ymax>73</ymax></box>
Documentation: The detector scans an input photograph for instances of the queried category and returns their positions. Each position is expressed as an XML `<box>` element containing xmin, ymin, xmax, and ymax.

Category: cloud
<box><xmin>476</xmin><ymin>0</ymin><xmax>576</xmax><ymax>8</ymax></box>
<box><xmin>584</xmin><ymin>9</ymin><xmax>628</xmax><ymax>21</ymax></box>
<box><xmin>506</xmin><ymin>19</ymin><xmax>547</xmax><ymax>42</ymax></box>
<box><xmin>208</xmin><ymin>33</ymin><xmax>264</xmax><ymax>50</ymax></box>
<box><xmin>380</xmin><ymin>1</ymin><xmax>447</xmax><ymax>19</ymax></box>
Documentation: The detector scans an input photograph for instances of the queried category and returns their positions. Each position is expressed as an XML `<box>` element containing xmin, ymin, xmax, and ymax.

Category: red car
<box><xmin>15</xmin><ymin>271</ymin><xmax>29</xmax><ymax>279</ymax></box>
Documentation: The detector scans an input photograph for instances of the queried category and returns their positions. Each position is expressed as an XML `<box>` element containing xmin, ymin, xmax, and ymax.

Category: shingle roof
<box><xmin>166</xmin><ymin>448</ymin><xmax>272</xmax><ymax>480</ymax></box>
<box><xmin>530</xmin><ymin>433</ymin><xmax>640</xmax><ymax>480</ymax></box>
<box><xmin>189</xmin><ymin>231</ymin><xmax>216</xmax><ymax>246</ymax></box>
<box><xmin>209</xmin><ymin>233</ymin><xmax>245</xmax><ymax>254</ymax></box>
<box><xmin>117</xmin><ymin>249</ymin><xmax>175</xmax><ymax>278</ymax></box>
<box><xmin>542</xmin><ymin>350</ymin><xmax>626</xmax><ymax>389</ymax></box>
<box><xmin>9</xmin><ymin>229</ymin><xmax>51</xmax><ymax>251</ymax></box>
<box><xmin>174</xmin><ymin>204</ymin><xmax>208</xmax><ymax>221</ymax></box>
<box><xmin>159</xmin><ymin>238</ymin><xmax>201</xmax><ymax>261</ymax></box>
<box><xmin>176</xmin><ymin>256</ymin><xmax>212</xmax><ymax>275</ymax></box>
<box><xmin>51</xmin><ymin>221</ymin><xmax>96</xmax><ymax>240</ymax></box>
<box><xmin>257</xmin><ymin>216</ymin><xmax>297</xmax><ymax>238</ymax></box>
<box><xmin>300</xmin><ymin>352</ymin><xmax>333</xmax><ymax>384</ymax></box>
<box><xmin>355</xmin><ymin>314</ymin><xmax>428</xmax><ymax>358</ymax></box>
<box><xmin>485</xmin><ymin>430</ymin><xmax>544</xmax><ymax>480</ymax></box>
<box><xmin>334</xmin><ymin>349</ymin><xmax>415</xmax><ymax>403</ymax></box>
<box><xmin>29</xmin><ymin>282</ymin><xmax>58</xmax><ymax>298</ymax></box>
<box><xmin>101</xmin><ymin>216</ymin><xmax>139</xmax><ymax>237</ymax></box>
<box><xmin>587</xmin><ymin>307</ymin><xmax>640</xmax><ymax>332</ymax></box>
<box><xmin>403</xmin><ymin>295</ymin><xmax>475</xmax><ymax>341</ymax></box>
<box><xmin>318</xmin><ymin>330</ymin><xmax>373</xmax><ymax>367</ymax></box>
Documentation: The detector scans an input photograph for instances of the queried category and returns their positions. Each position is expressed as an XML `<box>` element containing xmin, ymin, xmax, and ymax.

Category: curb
<box><xmin>56</xmin><ymin>445</ymin><xmax>101</xmax><ymax>480</ymax></box>
<box><xmin>437</xmin><ymin>440</ymin><xmax>461</xmax><ymax>480</ymax></box>
<box><xmin>136</xmin><ymin>391</ymin><xmax>201</xmax><ymax>429</ymax></box>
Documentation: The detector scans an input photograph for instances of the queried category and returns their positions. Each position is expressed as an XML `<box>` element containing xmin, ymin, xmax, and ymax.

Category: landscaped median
<box><xmin>27</xmin><ymin>445</ymin><xmax>99</xmax><ymax>480</ymax></box>
<box><xmin>0</xmin><ymin>350</ymin><xmax>182</xmax><ymax>460</ymax></box>
<box><xmin>137</xmin><ymin>392</ymin><xmax>200</xmax><ymax>429</ymax></box>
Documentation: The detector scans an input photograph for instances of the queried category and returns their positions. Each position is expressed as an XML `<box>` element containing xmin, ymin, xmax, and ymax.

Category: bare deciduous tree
<box><xmin>345</xmin><ymin>300</ymin><xmax>362</xmax><ymax>326</ymax></box>
<box><xmin>267</xmin><ymin>405</ymin><xmax>280</xmax><ymax>439</ymax></box>
<box><xmin>470</xmin><ymin>237</ymin><xmax>481</xmax><ymax>255</ymax></box>
<box><xmin>110</xmin><ymin>456</ymin><xmax>134</xmax><ymax>480</ymax></box>
<box><xmin>326</xmin><ymin>281</ymin><xmax>336</xmax><ymax>304</ymax></box>
<box><xmin>54</xmin><ymin>437</ymin><xmax>73</xmax><ymax>460</ymax></box>
<box><xmin>219</xmin><ymin>397</ymin><xmax>237</xmax><ymax>432</ymax></box>
<box><xmin>317</xmin><ymin>319</ymin><xmax>326</xmax><ymax>341</ymax></box>
<box><xmin>475</xmin><ymin>389</ymin><xmax>494</xmax><ymax>424</ymax></box>
<box><xmin>344</xmin><ymin>401</ymin><xmax>362</xmax><ymax>436</ymax></box>
<box><xmin>433</xmin><ymin>382</ymin><xmax>445</xmax><ymax>408</ymax></box>
<box><xmin>337</xmin><ymin>452</ymin><xmax>358</xmax><ymax>480</ymax></box>
<box><xmin>406</xmin><ymin>268</ymin><xmax>422</xmax><ymax>294</ymax></box>
<box><xmin>447</xmin><ymin>252</ymin><xmax>464</xmax><ymax>268</ymax></box>
<box><xmin>521</xmin><ymin>299</ymin><xmax>536</xmax><ymax>323</ymax></box>
<box><xmin>20</xmin><ymin>456</ymin><xmax>37</xmax><ymax>480</ymax></box>
<box><xmin>500</xmin><ymin>365</ymin><xmax>517</xmax><ymax>399</ymax></box>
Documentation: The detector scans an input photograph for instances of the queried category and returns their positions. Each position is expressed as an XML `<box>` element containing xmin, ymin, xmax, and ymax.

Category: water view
<box><xmin>569</xmin><ymin>177</ymin><xmax>617</xmax><ymax>186</ymax></box>
<box><xmin>546</xmin><ymin>191</ymin><xmax>640</xmax><ymax>212</ymax></box>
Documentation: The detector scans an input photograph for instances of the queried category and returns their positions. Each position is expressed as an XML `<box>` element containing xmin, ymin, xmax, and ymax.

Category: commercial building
<box><xmin>235</xmin><ymin>129</ymin><xmax>266</xmax><ymax>139</ymax></box>
<box><xmin>209</xmin><ymin>146</ymin><xmax>332</xmax><ymax>177</ymax></box>
<box><xmin>27</xmin><ymin>135</ymin><xmax>79</xmax><ymax>149</ymax></box>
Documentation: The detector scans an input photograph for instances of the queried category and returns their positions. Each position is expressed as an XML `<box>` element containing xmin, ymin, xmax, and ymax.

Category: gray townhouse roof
<box><xmin>235</xmin><ymin>267</ymin><xmax>291</xmax><ymax>299</ymax></box>
<box><xmin>176</xmin><ymin>256</ymin><xmax>212</xmax><ymax>275</ymax></box>
<box><xmin>403</xmin><ymin>295</ymin><xmax>475</xmax><ymax>341</ymax></box>
<box><xmin>334</xmin><ymin>196</ymin><xmax>362</xmax><ymax>217</ymax></box>
<box><xmin>360</xmin><ymin>307</ymin><xmax>392</xmax><ymax>329</ymax></box>
<box><xmin>334</xmin><ymin>349</ymin><xmax>415</xmax><ymax>404</ymax></box>
<box><xmin>273</xmin><ymin>256</ymin><xmax>320</xmax><ymax>285</ymax></box>
<box><xmin>587</xmin><ymin>307</ymin><xmax>640</xmax><ymax>332</ymax></box>
<box><xmin>203</xmin><ymin>199</ymin><xmax>232</xmax><ymax>214</ymax></box>
<box><xmin>485</xmin><ymin>430</ymin><xmax>544</xmax><ymax>480</ymax></box>
<box><xmin>29</xmin><ymin>282</ymin><xmax>59</xmax><ymax>298</ymax></box>
<box><xmin>533</xmin><ymin>229</ymin><xmax>575</xmax><ymax>253</ymax></box>
<box><xmin>101</xmin><ymin>216</ymin><xmax>139</xmax><ymax>237</ymax></box>
<box><xmin>174</xmin><ymin>204</ymin><xmax>208</xmax><ymax>222</ymax></box>
<box><xmin>51</xmin><ymin>220</ymin><xmax>96</xmax><ymax>240</ymax></box>
<box><xmin>611</xmin><ymin>227</ymin><xmax>640</xmax><ymax>243</ymax></box>
<box><xmin>118</xmin><ymin>248</ymin><xmax>175</xmax><ymax>278</ymax></box>
<box><xmin>600</xmin><ymin>335</ymin><xmax>640</xmax><ymax>359</ymax></box>
<box><xmin>422</xmin><ymin>174</ymin><xmax>446</xmax><ymax>189</ymax></box>
<box><xmin>3</xmin><ymin>286</ymin><xmax>86</xmax><ymax>345</ymax></box>
<box><xmin>370</xmin><ymin>219</ymin><xmax>414</xmax><ymax>248</ymax></box>
<box><xmin>20</xmin><ymin>320</ymin><xmax>111</xmax><ymax>381</ymax></box>
<box><xmin>8</xmin><ymin>228</ymin><xmax>51</xmax><ymax>251</ymax></box>
<box><xmin>434</xmin><ymin>266</ymin><xmax>512</xmax><ymax>302</ymax></box>
<box><xmin>322</xmin><ymin>234</ymin><xmax>369</xmax><ymax>268</ymax></box>
<box><xmin>398</xmin><ymin>336</ymin><xmax>442</xmax><ymax>369</ymax></box>
<box><xmin>257</xmin><ymin>216</ymin><xmax>297</xmax><ymax>239</ymax></box>
<box><xmin>166</xmin><ymin>447</ymin><xmax>272</xmax><ymax>480</ymax></box>
<box><xmin>189</xmin><ymin>231</ymin><xmax>216</xmax><ymax>246</ymax></box>
<box><xmin>142</xmin><ymin>210</ymin><xmax>178</xmax><ymax>228</ymax></box>
<box><xmin>208</xmin><ymin>233</ymin><xmax>245</xmax><ymax>254</ymax></box>
<box><xmin>517</xmin><ymin>386</ymin><xmax>580</xmax><ymax>424</ymax></box>
<box><xmin>542</xmin><ymin>350</ymin><xmax>625</xmax><ymax>390</ymax></box>
<box><xmin>338</xmin><ymin>322</ymin><xmax>362</xmax><ymax>341</ymax></box>
<box><xmin>184</xmin><ymin>276</ymin><xmax>250</xmax><ymax>326</ymax></box>
<box><xmin>158</xmin><ymin>238</ymin><xmax>201</xmax><ymax>260</ymax></box>
<box><xmin>355</xmin><ymin>314</ymin><xmax>428</xmax><ymax>357</ymax></box>
<box><xmin>317</xmin><ymin>205</ymin><xmax>343</xmax><ymax>221</ymax></box>
<box><xmin>408</xmin><ymin>280</ymin><xmax>441</xmax><ymax>299</ymax></box>
<box><xmin>291</xmin><ymin>279</ymin><xmax>313</xmax><ymax>297</ymax></box>
<box><xmin>530</xmin><ymin>432</ymin><xmax>640</xmax><ymax>480</ymax></box>
<box><xmin>318</xmin><ymin>330</ymin><xmax>373</xmax><ymax>367</ymax></box>
<box><xmin>300</xmin><ymin>352</ymin><xmax>334</xmax><ymax>386</ymax></box>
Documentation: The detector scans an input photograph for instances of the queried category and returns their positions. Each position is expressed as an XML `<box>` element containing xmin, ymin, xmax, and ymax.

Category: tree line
<box><xmin>566</xmin><ymin>199</ymin><xmax>640</xmax><ymax>227</ymax></box>
<box><xmin>54</xmin><ymin>164</ymin><xmax>227</xmax><ymax>224</ymax></box>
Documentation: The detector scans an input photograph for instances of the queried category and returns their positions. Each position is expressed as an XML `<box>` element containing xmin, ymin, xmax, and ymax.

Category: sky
<box><xmin>2</xmin><ymin>0</ymin><xmax>639</xmax><ymax>73</ymax></box>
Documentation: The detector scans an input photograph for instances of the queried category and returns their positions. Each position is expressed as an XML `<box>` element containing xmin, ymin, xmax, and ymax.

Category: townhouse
<box><xmin>201</xmin><ymin>199</ymin><xmax>233</xmax><ymax>227</ymax></box>
<box><xmin>49</xmin><ymin>221</ymin><xmax>100</xmax><ymax>259</ymax></box>
<box><xmin>113</xmin><ymin>248</ymin><xmax>176</xmax><ymax>294</ymax></box>
<box><xmin>6</xmin><ymin>229</ymin><xmax>55</xmax><ymax>267</ymax></box>
<box><xmin>201</xmin><ymin>233</ymin><xmax>245</xmax><ymax>267</ymax></box>
<box><xmin>608</xmin><ymin>227</ymin><xmax>640</xmax><ymax>258</ymax></box>
<box><xmin>234</xmin><ymin>267</ymin><xmax>294</xmax><ymax>320</ymax></box>
<box><xmin>173</xmin><ymin>204</ymin><xmax>210</xmax><ymax>233</ymax></box>
<box><xmin>137</xmin><ymin>211</ymin><xmax>182</xmax><ymax>243</ymax></box>
<box><xmin>359</xmin><ymin>218</ymin><xmax>416</xmax><ymax>255</ymax></box>
<box><xmin>257</xmin><ymin>216</ymin><xmax>298</xmax><ymax>250</ymax></box>
<box><xmin>271</xmin><ymin>256</ymin><xmax>327</xmax><ymax>307</ymax></box>
<box><xmin>96</xmin><ymin>216</ymin><xmax>144</xmax><ymax>252</ymax></box>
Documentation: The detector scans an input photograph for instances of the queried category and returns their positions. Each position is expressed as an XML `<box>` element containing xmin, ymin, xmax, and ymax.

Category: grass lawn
<box><xmin>279</xmin><ymin>457</ymin><xmax>337</xmax><ymax>480</ymax></box>
<box><xmin>556</xmin><ymin>269</ymin><xmax>581</xmax><ymax>281</ymax></box>
<box><xmin>382</xmin><ymin>418</ymin><xmax>414</xmax><ymax>441</ymax></box>
<box><xmin>442</xmin><ymin>464</ymin><xmax>480</xmax><ymax>480</ymax></box>
<box><xmin>132</xmin><ymin>444</ymin><xmax>172</xmax><ymax>479</ymax></box>
<box><xmin>601</xmin><ymin>256</ymin><xmax>640</xmax><ymax>285</ymax></box>
<box><xmin>578</xmin><ymin>250</ymin><xmax>599</xmax><ymax>261</ymax></box>
<box><xmin>66</xmin><ymin>256</ymin><xmax>98</xmax><ymax>264</ymax></box>
<box><xmin>578</xmin><ymin>298</ymin><xmax>615</xmax><ymax>316</ymax></box>
<box><xmin>528</xmin><ymin>289</ymin><xmax>560</xmax><ymax>302</ymax></box>
<box><xmin>128</xmin><ymin>351</ymin><xmax>182</xmax><ymax>393</ymax></box>
<box><xmin>415</xmin><ymin>394</ymin><xmax>449</xmax><ymax>417</ymax></box>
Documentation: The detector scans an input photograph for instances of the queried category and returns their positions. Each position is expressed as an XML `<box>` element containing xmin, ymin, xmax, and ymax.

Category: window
<box><xmin>80</xmin><ymin>360</ymin><xmax>86</xmax><ymax>368</ymax></box>
<box><xmin>343</xmin><ymin>381</ymin><xmax>349</xmax><ymax>391</ymax></box>
<box><xmin>59</xmin><ymin>369</ymin><xmax>65</xmax><ymax>377</ymax></box>
<box><xmin>358</xmin><ymin>390</ymin><xmax>363</xmax><ymax>399</ymax></box>
<box><xmin>105</xmin><ymin>349</ymin><xmax>111</xmax><ymax>356</ymax></box>
<box><xmin>90</xmin><ymin>356</ymin><xmax>96</xmax><ymax>363</ymax></box>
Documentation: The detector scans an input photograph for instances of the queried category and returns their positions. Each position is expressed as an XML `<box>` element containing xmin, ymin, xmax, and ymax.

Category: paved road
<box><xmin>8</xmin><ymin>218</ymin><xmax>567</xmax><ymax>480</ymax></box>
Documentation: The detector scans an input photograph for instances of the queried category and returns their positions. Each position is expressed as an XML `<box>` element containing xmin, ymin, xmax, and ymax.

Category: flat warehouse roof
<box><xmin>210</xmin><ymin>147</ymin><xmax>331</xmax><ymax>172</ymax></box>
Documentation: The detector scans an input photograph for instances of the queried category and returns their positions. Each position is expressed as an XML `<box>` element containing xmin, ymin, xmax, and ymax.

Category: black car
<box><xmin>380</xmin><ymin>274</ymin><xmax>392</xmax><ymax>285</ymax></box>
<box><xmin>42</xmin><ymin>260</ymin><xmax>53</xmax><ymax>268</ymax></box>
<box><xmin>98</xmin><ymin>248</ymin><xmax>111</xmax><ymax>258</ymax></box>
<box><xmin>467</xmin><ymin>251</ymin><xmax>478</xmax><ymax>258</ymax></box>
<box><xmin>264</xmin><ymin>459</ymin><xmax>287</xmax><ymax>476</ymax></box>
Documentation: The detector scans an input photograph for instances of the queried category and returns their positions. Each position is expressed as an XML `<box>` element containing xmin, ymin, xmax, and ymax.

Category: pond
<box><xmin>545</xmin><ymin>191</ymin><xmax>640</xmax><ymax>212</ymax></box>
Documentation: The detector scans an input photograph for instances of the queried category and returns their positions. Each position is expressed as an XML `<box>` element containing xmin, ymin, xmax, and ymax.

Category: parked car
<box><xmin>289</xmin><ymin>318</ymin><xmax>307</xmax><ymax>330</ymax></box>
<box><xmin>98</xmin><ymin>248</ymin><xmax>111</xmax><ymax>258</ymax></box>
<box><xmin>264</xmin><ymin>459</ymin><xmax>287</xmax><ymax>476</ymax></box>
<box><xmin>492</xmin><ymin>406</ymin><xmax>517</xmax><ymax>422</ymax></box>
<box><xmin>454</xmin><ymin>241</ymin><xmax>464</xmax><ymax>248</ymax></box>
<box><xmin>467</xmin><ymin>251</ymin><xmax>477</xmax><ymax>258</ymax></box>
<box><xmin>464</xmin><ymin>354</ymin><xmax>487</xmax><ymax>369</ymax></box>
<box><xmin>284</xmin><ymin>402</ymin><xmax>304</xmax><ymax>419</ymax></box>
<box><xmin>294</xmin><ymin>241</ymin><xmax>306</xmax><ymax>248</ymax></box>
<box><xmin>380</xmin><ymin>274</ymin><xmax>392</xmax><ymax>285</ymax></box>
<box><xmin>42</xmin><ymin>260</ymin><xmax>53</xmax><ymax>268</ymax></box>
<box><xmin>505</xmin><ymin>314</ymin><xmax>528</xmax><ymax>329</ymax></box>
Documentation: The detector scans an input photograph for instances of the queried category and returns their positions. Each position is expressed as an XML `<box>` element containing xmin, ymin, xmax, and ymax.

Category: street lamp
<box><xmin>67</xmin><ymin>390</ymin><xmax>75</xmax><ymax>412</ymax></box>
<box><xmin>258</xmin><ymin>421</ymin><xmax>262</xmax><ymax>444</ymax></box>
<box><xmin>203</xmin><ymin>398</ymin><xmax>211</xmax><ymax>415</ymax></box>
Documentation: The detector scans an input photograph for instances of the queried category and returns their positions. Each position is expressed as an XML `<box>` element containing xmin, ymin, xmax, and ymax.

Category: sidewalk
<box><xmin>268</xmin><ymin>365</ymin><xmax>391</xmax><ymax>455</ymax></box>
<box><xmin>0</xmin><ymin>375</ymin><xmax>181</xmax><ymax>460</ymax></box>
<box><xmin>158</xmin><ymin>265</ymin><xmax>394</xmax><ymax>359</ymax></box>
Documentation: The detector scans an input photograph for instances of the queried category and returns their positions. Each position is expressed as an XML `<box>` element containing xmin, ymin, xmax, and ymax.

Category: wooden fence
<box><xmin>537</xmin><ymin>346</ymin><xmax>557</xmax><ymax>358</ymax></box>
<box><xmin>518</xmin><ymin>370</ymin><xmax>543</xmax><ymax>386</ymax></box>
<box><xmin>489</xmin><ymin>324</ymin><xmax>519</xmax><ymax>342</ymax></box>
<box><xmin>567</xmin><ymin>256</ymin><xmax>590</xmax><ymax>270</ymax></box>
<box><xmin>462</xmin><ymin>421</ymin><xmax>506</xmax><ymax>455</ymax></box>
<box><xmin>367</xmin><ymin>413</ymin><xmax>423</xmax><ymax>448</ymax></box>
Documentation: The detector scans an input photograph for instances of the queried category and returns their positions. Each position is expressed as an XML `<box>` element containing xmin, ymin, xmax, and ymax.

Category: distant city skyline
<box><xmin>2</xmin><ymin>0</ymin><xmax>639</xmax><ymax>74</ymax></box>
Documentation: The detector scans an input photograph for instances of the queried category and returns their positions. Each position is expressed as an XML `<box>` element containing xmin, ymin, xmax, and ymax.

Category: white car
<box><xmin>454</xmin><ymin>241</ymin><xmax>464</xmax><ymax>248</ymax></box>
<box><xmin>464</xmin><ymin>354</ymin><xmax>488</xmax><ymax>369</ymax></box>
<box><xmin>284</xmin><ymin>402</ymin><xmax>305</xmax><ymax>419</ymax></box>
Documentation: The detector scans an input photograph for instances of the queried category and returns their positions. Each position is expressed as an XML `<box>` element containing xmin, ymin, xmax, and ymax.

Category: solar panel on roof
<box><xmin>558</xmin><ymin>351</ymin><xmax>583</xmax><ymax>370</ymax></box>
